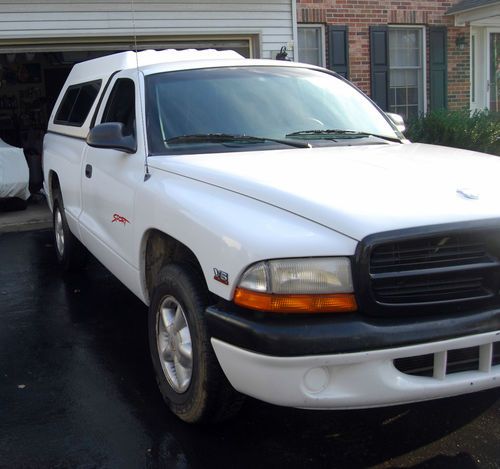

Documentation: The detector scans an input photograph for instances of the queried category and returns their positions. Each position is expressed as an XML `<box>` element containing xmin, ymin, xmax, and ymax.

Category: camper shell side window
<box><xmin>54</xmin><ymin>80</ymin><xmax>102</xmax><ymax>127</ymax></box>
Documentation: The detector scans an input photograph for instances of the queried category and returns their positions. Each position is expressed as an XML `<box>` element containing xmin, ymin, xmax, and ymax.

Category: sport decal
<box><xmin>112</xmin><ymin>213</ymin><xmax>130</xmax><ymax>226</ymax></box>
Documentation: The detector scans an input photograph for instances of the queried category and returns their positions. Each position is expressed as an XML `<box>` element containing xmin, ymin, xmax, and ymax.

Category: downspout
<box><xmin>292</xmin><ymin>0</ymin><xmax>298</xmax><ymax>61</ymax></box>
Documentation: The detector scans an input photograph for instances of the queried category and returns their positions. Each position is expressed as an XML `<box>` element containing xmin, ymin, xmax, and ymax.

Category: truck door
<box><xmin>79</xmin><ymin>75</ymin><xmax>143</xmax><ymax>271</ymax></box>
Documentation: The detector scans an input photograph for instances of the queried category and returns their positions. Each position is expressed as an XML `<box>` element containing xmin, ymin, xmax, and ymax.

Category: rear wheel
<box><xmin>52</xmin><ymin>197</ymin><xmax>87</xmax><ymax>271</ymax></box>
<box><xmin>148</xmin><ymin>263</ymin><xmax>244</xmax><ymax>423</ymax></box>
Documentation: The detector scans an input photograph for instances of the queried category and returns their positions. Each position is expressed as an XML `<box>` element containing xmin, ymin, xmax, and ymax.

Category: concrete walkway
<box><xmin>0</xmin><ymin>198</ymin><xmax>51</xmax><ymax>233</ymax></box>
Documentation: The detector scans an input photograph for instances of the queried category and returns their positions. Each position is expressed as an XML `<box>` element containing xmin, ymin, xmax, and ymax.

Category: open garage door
<box><xmin>0</xmin><ymin>36</ymin><xmax>254</xmax><ymax>193</ymax></box>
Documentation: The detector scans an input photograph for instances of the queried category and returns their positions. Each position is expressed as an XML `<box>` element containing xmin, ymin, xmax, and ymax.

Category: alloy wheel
<box><xmin>54</xmin><ymin>207</ymin><xmax>65</xmax><ymax>256</ymax></box>
<box><xmin>156</xmin><ymin>295</ymin><xmax>193</xmax><ymax>393</ymax></box>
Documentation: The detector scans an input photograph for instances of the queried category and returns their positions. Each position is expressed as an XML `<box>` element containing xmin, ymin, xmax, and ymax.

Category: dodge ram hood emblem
<box><xmin>457</xmin><ymin>188</ymin><xmax>480</xmax><ymax>200</ymax></box>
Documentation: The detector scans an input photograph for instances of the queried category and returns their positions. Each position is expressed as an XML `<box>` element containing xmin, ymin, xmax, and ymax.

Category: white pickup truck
<box><xmin>43</xmin><ymin>49</ymin><xmax>500</xmax><ymax>423</ymax></box>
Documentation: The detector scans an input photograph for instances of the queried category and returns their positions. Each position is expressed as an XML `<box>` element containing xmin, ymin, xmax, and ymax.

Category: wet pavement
<box><xmin>0</xmin><ymin>229</ymin><xmax>499</xmax><ymax>469</ymax></box>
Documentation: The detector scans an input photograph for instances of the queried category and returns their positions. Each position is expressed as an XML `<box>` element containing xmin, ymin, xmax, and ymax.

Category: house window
<box><xmin>298</xmin><ymin>25</ymin><xmax>325</xmax><ymax>67</ymax></box>
<box><xmin>389</xmin><ymin>27</ymin><xmax>425</xmax><ymax>120</ymax></box>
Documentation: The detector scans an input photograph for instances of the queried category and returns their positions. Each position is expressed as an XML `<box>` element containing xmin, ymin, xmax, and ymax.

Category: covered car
<box><xmin>0</xmin><ymin>138</ymin><xmax>29</xmax><ymax>204</ymax></box>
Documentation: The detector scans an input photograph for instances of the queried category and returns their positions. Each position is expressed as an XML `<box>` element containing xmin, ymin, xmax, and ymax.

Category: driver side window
<box><xmin>102</xmin><ymin>78</ymin><xmax>136</xmax><ymax>136</ymax></box>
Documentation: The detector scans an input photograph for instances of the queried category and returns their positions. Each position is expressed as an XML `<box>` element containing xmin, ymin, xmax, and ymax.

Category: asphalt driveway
<box><xmin>0</xmin><ymin>230</ymin><xmax>499</xmax><ymax>469</ymax></box>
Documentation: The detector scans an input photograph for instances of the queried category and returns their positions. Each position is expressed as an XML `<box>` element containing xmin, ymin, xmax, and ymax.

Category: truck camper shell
<box><xmin>48</xmin><ymin>49</ymin><xmax>244</xmax><ymax>139</ymax></box>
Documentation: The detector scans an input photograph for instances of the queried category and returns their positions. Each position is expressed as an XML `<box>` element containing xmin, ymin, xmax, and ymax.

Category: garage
<box><xmin>0</xmin><ymin>38</ymin><xmax>253</xmax><ymax>192</ymax></box>
<box><xmin>0</xmin><ymin>0</ymin><xmax>294</xmax><ymax>212</ymax></box>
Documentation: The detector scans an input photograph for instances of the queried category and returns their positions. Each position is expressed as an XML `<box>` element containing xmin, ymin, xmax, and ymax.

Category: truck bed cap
<box><xmin>68</xmin><ymin>49</ymin><xmax>244</xmax><ymax>83</ymax></box>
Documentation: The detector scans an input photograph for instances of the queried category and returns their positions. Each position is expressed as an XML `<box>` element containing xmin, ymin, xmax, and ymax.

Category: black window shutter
<box><xmin>370</xmin><ymin>25</ymin><xmax>389</xmax><ymax>111</ymax></box>
<box><xmin>328</xmin><ymin>25</ymin><xmax>349</xmax><ymax>79</ymax></box>
<box><xmin>429</xmin><ymin>27</ymin><xmax>448</xmax><ymax>110</ymax></box>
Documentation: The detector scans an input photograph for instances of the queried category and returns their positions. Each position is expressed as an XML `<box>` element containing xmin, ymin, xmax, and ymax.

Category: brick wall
<box><xmin>297</xmin><ymin>0</ymin><xmax>470</xmax><ymax>110</ymax></box>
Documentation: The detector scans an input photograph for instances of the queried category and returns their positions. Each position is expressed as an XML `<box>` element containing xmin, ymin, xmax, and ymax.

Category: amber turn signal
<box><xmin>234</xmin><ymin>287</ymin><xmax>357</xmax><ymax>313</ymax></box>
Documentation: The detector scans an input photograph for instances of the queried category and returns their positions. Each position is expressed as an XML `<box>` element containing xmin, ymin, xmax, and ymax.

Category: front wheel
<box><xmin>148</xmin><ymin>263</ymin><xmax>244</xmax><ymax>423</ymax></box>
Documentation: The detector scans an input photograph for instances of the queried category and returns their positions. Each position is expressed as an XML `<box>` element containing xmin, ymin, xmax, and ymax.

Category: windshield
<box><xmin>146</xmin><ymin>66</ymin><xmax>400</xmax><ymax>155</ymax></box>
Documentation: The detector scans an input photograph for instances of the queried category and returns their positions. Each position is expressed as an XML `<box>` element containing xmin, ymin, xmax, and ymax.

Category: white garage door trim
<box><xmin>0</xmin><ymin>35</ymin><xmax>258</xmax><ymax>58</ymax></box>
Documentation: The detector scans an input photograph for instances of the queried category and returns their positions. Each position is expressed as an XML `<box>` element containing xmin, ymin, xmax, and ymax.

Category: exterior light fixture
<box><xmin>455</xmin><ymin>34</ymin><xmax>466</xmax><ymax>50</ymax></box>
<box><xmin>276</xmin><ymin>46</ymin><xmax>290</xmax><ymax>61</ymax></box>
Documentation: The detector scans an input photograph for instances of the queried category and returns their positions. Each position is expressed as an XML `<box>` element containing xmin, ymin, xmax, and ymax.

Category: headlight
<box><xmin>235</xmin><ymin>257</ymin><xmax>357</xmax><ymax>314</ymax></box>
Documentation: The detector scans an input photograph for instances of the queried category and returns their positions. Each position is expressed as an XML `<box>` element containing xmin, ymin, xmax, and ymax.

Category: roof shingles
<box><xmin>447</xmin><ymin>0</ymin><xmax>500</xmax><ymax>15</ymax></box>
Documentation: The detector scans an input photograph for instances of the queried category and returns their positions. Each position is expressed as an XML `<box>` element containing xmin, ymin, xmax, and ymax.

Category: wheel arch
<box><xmin>47</xmin><ymin>170</ymin><xmax>61</xmax><ymax>210</ymax></box>
<box><xmin>141</xmin><ymin>228</ymin><xmax>208</xmax><ymax>303</ymax></box>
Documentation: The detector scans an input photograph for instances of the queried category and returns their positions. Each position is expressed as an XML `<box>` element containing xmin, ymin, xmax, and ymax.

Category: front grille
<box><xmin>394</xmin><ymin>341</ymin><xmax>500</xmax><ymax>377</ymax></box>
<box><xmin>370</xmin><ymin>234</ymin><xmax>490</xmax><ymax>274</ymax></box>
<box><xmin>358</xmin><ymin>221</ymin><xmax>500</xmax><ymax>315</ymax></box>
<box><xmin>373</xmin><ymin>274</ymin><xmax>488</xmax><ymax>304</ymax></box>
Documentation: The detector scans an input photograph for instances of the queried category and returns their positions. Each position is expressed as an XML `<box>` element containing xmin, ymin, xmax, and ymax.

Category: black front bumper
<box><xmin>205</xmin><ymin>303</ymin><xmax>500</xmax><ymax>357</ymax></box>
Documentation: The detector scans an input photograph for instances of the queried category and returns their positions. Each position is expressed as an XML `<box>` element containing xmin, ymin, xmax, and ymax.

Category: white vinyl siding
<box><xmin>0</xmin><ymin>0</ymin><xmax>293</xmax><ymax>59</ymax></box>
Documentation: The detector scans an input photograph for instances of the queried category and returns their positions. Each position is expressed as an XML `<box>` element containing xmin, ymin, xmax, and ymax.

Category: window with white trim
<box><xmin>389</xmin><ymin>27</ymin><xmax>425</xmax><ymax>120</ymax></box>
<box><xmin>298</xmin><ymin>25</ymin><xmax>325</xmax><ymax>67</ymax></box>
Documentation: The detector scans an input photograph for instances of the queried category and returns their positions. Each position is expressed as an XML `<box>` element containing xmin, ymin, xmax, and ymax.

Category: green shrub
<box><xmin>405</xmin><ymin>109</ymin><xmax>500</xmax><ymax>156</ymax></box>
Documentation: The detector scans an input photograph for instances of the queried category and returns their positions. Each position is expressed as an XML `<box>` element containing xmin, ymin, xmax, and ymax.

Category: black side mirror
<box><xmin>87</xmin><ymin>122</ymin><xmax>137</xmax><ymax>154</ymax></box>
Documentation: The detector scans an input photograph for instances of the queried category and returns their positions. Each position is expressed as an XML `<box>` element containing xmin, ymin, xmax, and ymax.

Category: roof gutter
<box><xmin>446</xmin><ymin>2</ymin><xmax>500</xmax><ymax>27</ymax></box>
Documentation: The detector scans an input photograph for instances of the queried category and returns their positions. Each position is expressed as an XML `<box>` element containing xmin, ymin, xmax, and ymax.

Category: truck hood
<box><xmin>149</xmin><ymin>143</ymin><xmax>500</xmax><ymax>241</ymax></box>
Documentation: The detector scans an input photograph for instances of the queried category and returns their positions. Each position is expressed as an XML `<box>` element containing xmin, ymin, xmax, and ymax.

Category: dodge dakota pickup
<box><xmin>43</xmin><ymin>49</ymin><xmax>500</xmax><ymax>423</ymax></box>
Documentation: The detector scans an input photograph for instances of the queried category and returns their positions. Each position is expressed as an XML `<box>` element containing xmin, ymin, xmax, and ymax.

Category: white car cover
<box><xmin>0</xmin><ymin>138</ymin><xmax>29</xmax><ymax>200</ymax></box>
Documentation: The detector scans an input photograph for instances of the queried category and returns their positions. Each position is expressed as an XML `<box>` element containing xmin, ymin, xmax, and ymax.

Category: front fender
<box><xmin>134</xmin><ymin>169</ymin><xmax>358</xmax><ymax>301</ymax></box>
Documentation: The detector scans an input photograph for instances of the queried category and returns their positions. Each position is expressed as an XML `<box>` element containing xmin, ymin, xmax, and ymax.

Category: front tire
<box><xmin>148</xmin><ymin>263</ymin><xmax>244</xmax><ymax>423</ymax></box>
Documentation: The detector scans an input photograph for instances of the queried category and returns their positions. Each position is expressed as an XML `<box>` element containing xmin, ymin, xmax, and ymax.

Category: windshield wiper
<box><xmin>165</xmin><ymin>133</ymin><xmax>311</xmax><ymax>149</ymax></box>
<box><xmin>286</xmin><ymin>129</ymin><xmax>401</xmax><ymax>143</ymax></box>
